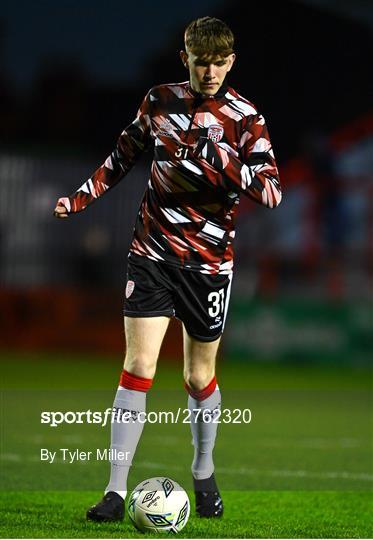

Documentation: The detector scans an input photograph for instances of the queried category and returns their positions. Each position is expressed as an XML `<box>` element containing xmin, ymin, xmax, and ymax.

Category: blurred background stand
<box><xmin>0</xmin><ymin>0</ymin><xmax>371</xmax><ymax>365</ymax></box>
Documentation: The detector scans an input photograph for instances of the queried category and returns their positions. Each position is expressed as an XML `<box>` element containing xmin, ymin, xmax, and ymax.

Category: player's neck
<box><xmin>188</xmin><ymin>80</ymin><xmax>228</xmax><ymax>99</ymax></box>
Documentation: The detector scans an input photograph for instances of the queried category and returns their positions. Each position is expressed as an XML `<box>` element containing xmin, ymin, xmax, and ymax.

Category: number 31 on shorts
<box><xmin>208</xmin><ymin>288</ymin><xmax>225</xmax><ymax>317</ymax></box>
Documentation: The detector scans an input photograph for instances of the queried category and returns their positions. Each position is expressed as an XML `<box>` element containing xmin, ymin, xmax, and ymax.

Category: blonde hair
<box><xmin>184</xmin><ymin>16</ymin><xmax>234</xmax><ymax>60</ymax></box>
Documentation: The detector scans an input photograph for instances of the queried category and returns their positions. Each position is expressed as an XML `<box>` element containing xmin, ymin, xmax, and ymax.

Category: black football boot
<box><xmin>193</xmin><ymin>473</ymin><xmax>223</xmax><ymax>518</ymax></box>
<box><xmin>86</xmin><ymin>491</ymin><xmax>124</xmax><ymax>522</ymax></box>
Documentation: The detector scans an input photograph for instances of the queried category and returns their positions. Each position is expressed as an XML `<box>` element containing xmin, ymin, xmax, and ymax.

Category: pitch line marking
<box><xmin>137</xmin><ymin>461</ymin><xmax>373</xmax><ymax>482</ymax></box>
<box><xmin>0</xmin><ymin>455</ymin><xmax>371</xmax><ymax>482</ymax></box>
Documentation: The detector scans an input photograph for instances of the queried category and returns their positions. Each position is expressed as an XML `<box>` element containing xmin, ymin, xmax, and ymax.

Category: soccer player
<box><xmin>54</xmin><ymin>16</ymin><xmax>282</xmax><ymax>521</ymax></box>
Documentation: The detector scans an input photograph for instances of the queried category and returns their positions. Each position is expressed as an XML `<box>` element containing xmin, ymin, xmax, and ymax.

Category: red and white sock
<box><xmin>105</xmin><ymin>370</ymin><xmax>153</xmax><ymax>500</ymax></box>
<box><xmin>185</xmin><ymin>376</ymin><xmax>221</xmax><ymax>480</ymax></box>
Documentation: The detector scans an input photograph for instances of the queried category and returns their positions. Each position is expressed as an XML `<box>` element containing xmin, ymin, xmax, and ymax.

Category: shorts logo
<box><xmin>126</xmin><ymin>280</ymin><xmax>135</xmax><ymax>298</ymax></box>
<box><xmin>209</xmin><ymin>321</ymin><xmax>222</xmax><ymax>330</ymax></box>
<box><xmin>207</xmin><ymin>124</ymin><xmax>224</xmax><ymax>143</ymax></box>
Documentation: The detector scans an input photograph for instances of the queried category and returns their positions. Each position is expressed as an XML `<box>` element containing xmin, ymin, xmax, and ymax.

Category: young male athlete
<box><xmin>54</xmin><ymin>16</ymin><xmax>281</xmax><ymax>521</ymax></box>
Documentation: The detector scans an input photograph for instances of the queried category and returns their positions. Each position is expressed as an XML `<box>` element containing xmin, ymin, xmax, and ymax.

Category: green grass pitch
<box><xmin>0</xmin><ymin>351</ymin><xmax>372</xmax><ymax>538</ymax></box>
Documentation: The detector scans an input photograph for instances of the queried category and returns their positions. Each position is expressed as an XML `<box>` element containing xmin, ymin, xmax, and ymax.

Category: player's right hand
<box><xmin>53</xmin><ymin>198</ymin><xmax>70</xmax><ymax>218</ymax></box>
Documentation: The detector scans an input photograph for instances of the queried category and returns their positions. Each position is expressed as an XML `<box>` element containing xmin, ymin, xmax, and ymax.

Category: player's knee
<box><xmin>183</xmin><ymin>368</ymin><xmax>214</xmax><ymax>391</ymax></box>
<box><xmin>124</xmin><ymin>355</ymin><xmax>157</xmax><ymax>379</ymax></box>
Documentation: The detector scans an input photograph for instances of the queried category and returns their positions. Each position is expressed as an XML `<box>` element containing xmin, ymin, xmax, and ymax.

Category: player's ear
<box><xmin>180</xmin><ymin>50</ymin><xmax>189</xmax><ymax>69</ymax></box>
<box><xmin>227</xmin><ymin>53</ymin><xmax>236</xmax><ymax>72</ymax></box>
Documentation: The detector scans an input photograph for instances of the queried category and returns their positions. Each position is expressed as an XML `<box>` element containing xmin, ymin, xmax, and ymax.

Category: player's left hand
<box><xmin>53</xmin><ymin>197</ymin><xmax>71</xmax><ymax>218</ymax></box>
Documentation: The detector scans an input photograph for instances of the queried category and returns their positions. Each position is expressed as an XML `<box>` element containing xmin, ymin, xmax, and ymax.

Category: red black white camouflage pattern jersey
<box><xmin>59</xmin><ymin>81</ymin><xmax>282</xmax><ymax>274</ymax></box>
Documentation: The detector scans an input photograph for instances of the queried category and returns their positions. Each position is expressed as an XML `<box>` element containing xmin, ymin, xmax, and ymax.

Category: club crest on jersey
<box><xmin>207</xmin><ymin>124</ymin><xmax>224</xmax><ymax>143</ymax></box>
<box><xmin>126</xmin><ymin>280</ymin><xmax>135</xmax><ymax>298</ymax></box>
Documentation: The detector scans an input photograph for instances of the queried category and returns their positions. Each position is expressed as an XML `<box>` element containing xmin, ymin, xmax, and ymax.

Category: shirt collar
<box><xmin>187</xmin><ymin>80</ymin><xmax>228</xmax><ymax>100</ymax></box>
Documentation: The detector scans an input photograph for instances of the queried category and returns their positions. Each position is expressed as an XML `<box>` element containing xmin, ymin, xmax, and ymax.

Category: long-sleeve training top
<box><xmin>59</xmin><ymin>81</ymin><xmax>282</xmax><ymax>274</ymax></box>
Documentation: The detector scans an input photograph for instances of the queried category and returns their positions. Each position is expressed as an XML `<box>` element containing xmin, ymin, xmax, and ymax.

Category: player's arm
<box><xmin>194</xmin><ymin>113</ymin><xmax>282</xmax><ymax>209</ymax></box>
<box><xmin>53</xmin><ymin>91</ymin><xmax>153</xmax><ymax>218</ymax></box>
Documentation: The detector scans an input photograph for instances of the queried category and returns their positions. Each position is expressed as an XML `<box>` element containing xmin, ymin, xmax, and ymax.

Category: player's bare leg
<box><xmin>183</xmin><ymin>331</ymin><xmax>220</xmax><ymax>391</ymax></box>
<box><xmin>123</xmin><ymin>316</ymin><xmax>170</xmax><ymax>378</ymax></box>
<box><xmin>183</xmin><ymin>328</ymin><xmax>223</xmax><ymax>518</ymax></box>
<box><xmin>87</xmin><ymin>316</ymin><xmax>170</xmax><ymax>522</ymax></box>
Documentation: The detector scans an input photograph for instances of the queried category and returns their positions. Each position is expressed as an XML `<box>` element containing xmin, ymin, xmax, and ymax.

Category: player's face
<box><xmin>180</xmin><ymin>49</ymin><xmax>235</xmax><ymax>96</ymax></box>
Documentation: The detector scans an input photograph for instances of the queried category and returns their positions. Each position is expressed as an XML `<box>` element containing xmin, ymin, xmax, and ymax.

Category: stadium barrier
<box><xmin>225</xmin><ymin>298</ymin><xmax>372</xmax><ymax>364</ymax></box>
<box><xmin>0</xmin><ymin>288</ymin><xmax>182</xmax><ymax>358</ymax></box>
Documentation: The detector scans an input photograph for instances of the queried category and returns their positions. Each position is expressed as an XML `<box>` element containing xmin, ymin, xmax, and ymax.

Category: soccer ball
<box><xmin>127</xmin><ymin>477</ymin><xmax>190</xmax><ymax>533</ymax></box>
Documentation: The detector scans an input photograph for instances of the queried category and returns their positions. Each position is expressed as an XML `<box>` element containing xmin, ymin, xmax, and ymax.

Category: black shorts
<box><xmin>123</xmin><ymin>253</ymin><xmax>233</xmax><ymax>342</ymax></box>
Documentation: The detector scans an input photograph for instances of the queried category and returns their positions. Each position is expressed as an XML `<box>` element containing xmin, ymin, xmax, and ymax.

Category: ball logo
<box><xmin>207</xmin><ymin>124</ymin><xmax>224</xmax><ymax>143</ymax></box>
<box><xmin>126</xmin><ymin>280</ymin><xmax>135</xmax><ymax>298</ymax></box>
<box><xmin>128</xmin><ymin>477</ymin><xmax>190</xmax><ymax>533</ymax></box>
